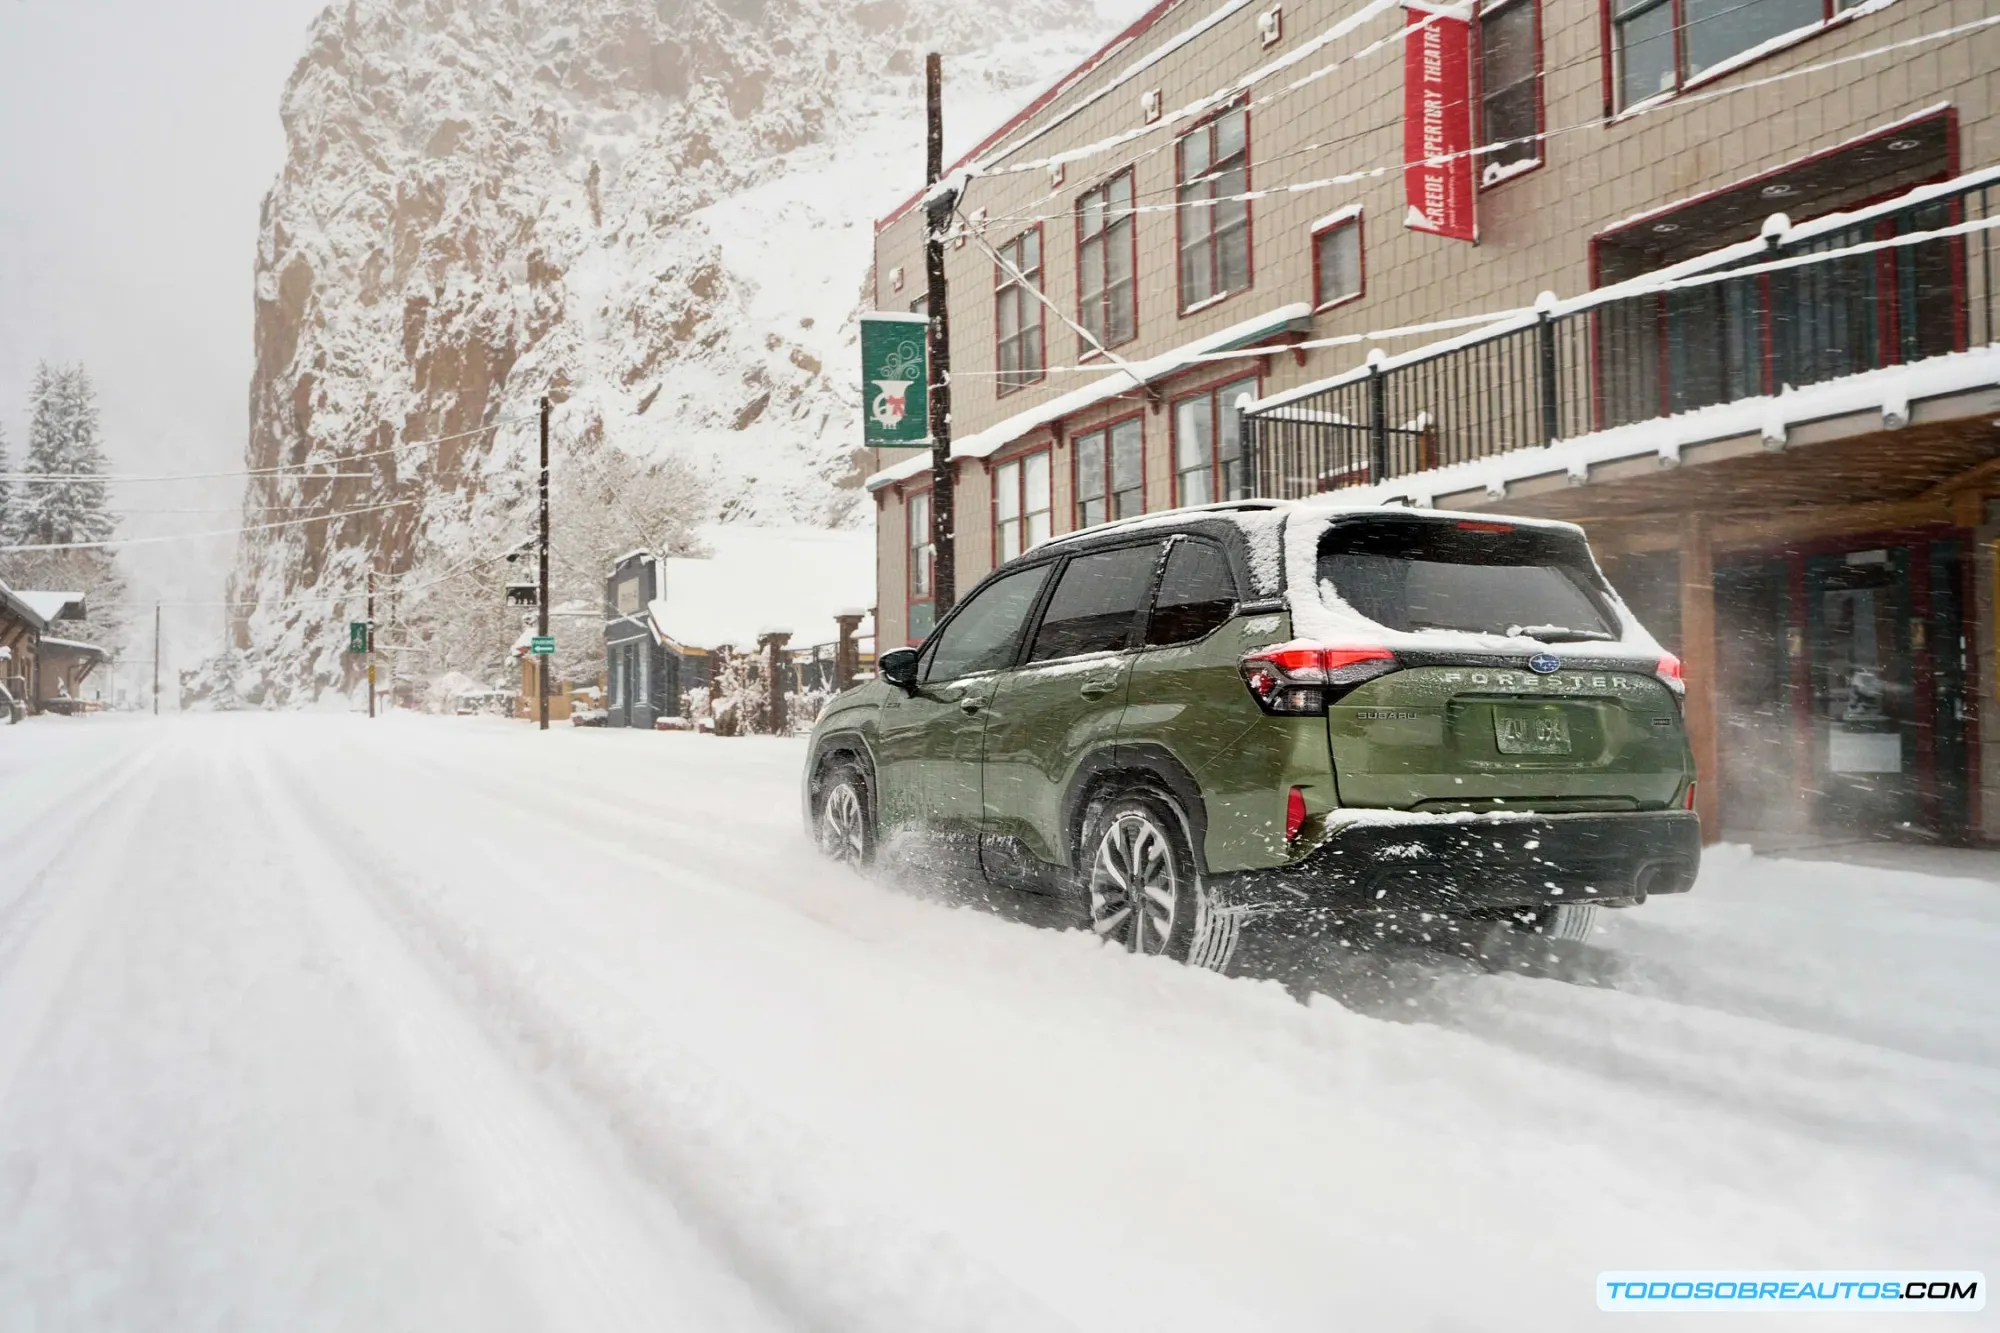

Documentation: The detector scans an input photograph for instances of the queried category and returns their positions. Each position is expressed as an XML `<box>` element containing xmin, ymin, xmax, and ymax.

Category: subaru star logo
<box><xmin>1528</xmin><ymin>653</ymin><xmax>1562</xmax><ymax>675</ymax></box>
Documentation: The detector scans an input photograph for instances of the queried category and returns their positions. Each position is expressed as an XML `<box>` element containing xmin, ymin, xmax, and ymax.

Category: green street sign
<box><xmin>531</xmin><ymin>636</ymin><xmax>556</xmax><ymax>657</ymax></box>
<box><xmin>349</xmin><ymin>622</ymin><xmax>369</xmax><ymax>654</ymax></box>
<box><xmin>861</xmin><ymin>313</ymin><xmax>930</xmax><ymax>447</ymax></box>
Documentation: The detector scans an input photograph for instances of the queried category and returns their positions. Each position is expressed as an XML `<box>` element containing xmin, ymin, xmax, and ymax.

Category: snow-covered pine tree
<box><xmin>0</xmin><ymin>422</ymin><xmax>13</xmax><ymax>545</ymax></box>
<box><xmin>17</xmin><ymin>364</ymin><xmax>113</xmax><ymax>548</ymax></box>
<box><xmin>0</xmin><ymin>363</ymin><xmax>129</xmax><ymax>656</ymax></box>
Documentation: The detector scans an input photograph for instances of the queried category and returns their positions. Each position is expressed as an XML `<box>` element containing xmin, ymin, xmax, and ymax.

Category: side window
<box><xmin>1146</xmin><ymin>539</ymin><xmax>1239</xmax><ymax>646</ymax></box>
<box><xmin>1028</xmin><ymin>543</ymin><xmax>1164</xmax><ymax>664</ymax></box>
<box><xmin>922</xmin><ymin>564</ymin><xmax>1054</xmax><ymax>683</ymax></box>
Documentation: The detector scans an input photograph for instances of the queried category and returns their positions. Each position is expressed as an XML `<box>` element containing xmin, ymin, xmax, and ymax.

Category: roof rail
<box><xmin>1039</xmin><ymin>499</ymin><xmax>1291</xmax><ymax>548</ymax></box>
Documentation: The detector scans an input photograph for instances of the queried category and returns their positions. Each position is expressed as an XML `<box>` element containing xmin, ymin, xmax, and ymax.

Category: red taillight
<box><xmin>1656</xmin><ymin>652</ymin><xmax>1685</xmax><ymax>695</ymax></box>
<box><xmin>1455</xmin><ymin>520</ymin><xmax>1516</xmax><ymax>534</ymax></box>
<box><xmin>1684</xmin><ymin>779</ymin><xmax>1697</xmax><ymax>812</ymax></box>
<box><xmin>1240</xmin><ymin>644</ymin><xmax>1396</xmax><ymax>715</ymax></box>
<box><xmin>1285</xmin><ymin>786</ymin><xmax>1308</xmax><ymax>842</ymax></box>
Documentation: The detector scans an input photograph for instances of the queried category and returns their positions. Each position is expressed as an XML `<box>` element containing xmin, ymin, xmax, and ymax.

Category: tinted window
<box><xmin>1317</xmin><ymin>519</ymin><xmax>1615</xmax><ymax>638</ymax></box>
<box><xmin>1029</xmin><ymin>543</ymin><xmax>1162</xmax><ymax>663</ymax></box>
<box><xmin>923</xmin><ymin>564</ymin><xmax>1054</xmax><ymax>682</ymax></box>
<box><xmin>1147</xmin><ymin>539</ymin><xmax>1239</xmax><ymax>646</ymax></box>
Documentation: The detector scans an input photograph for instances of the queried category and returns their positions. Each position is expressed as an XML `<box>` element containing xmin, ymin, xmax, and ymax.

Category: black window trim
<box><xmin>1314</xmin><ymin>514</ymin><xmax>1624</xmax><ymax>637</ymax></box>
<box><xmin>917</xmin><ymin>557</ymin><xmax>1063</xmax><ymax>684</ymax></box>
<box><xmin>1017</xmin><ymin>538</ymin><xmax>1173</xmax><ymax>669</ymax></box>
<box><xmin>1141</xmin><ymin>534</ymin><xmax>1244</xmax><ymax>650</ymax></box>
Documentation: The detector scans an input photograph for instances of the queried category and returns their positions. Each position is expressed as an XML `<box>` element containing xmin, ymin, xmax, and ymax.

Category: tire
<box><xmin>814</xmin><ymin>757</ymin><xmax>876</xmax><ymax>868</ymax></box>
<box><xmin>1534</xmin><ymin>903</ymin><xmax>1599</xmax><ymax>943</ymax></box>
<box><xmin>1079</xmin><ymin>789</ymin><xmax>1232</xmax><ymax>966</ymax></box>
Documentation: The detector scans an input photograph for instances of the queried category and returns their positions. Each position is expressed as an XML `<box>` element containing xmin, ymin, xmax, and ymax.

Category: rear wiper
<box><xmin>1506</xmin><ymin>624</ymin><xmax>1616</xmax><ymax>643</ymax></box>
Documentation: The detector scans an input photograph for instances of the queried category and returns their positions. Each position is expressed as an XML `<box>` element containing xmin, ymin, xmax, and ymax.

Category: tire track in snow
<box><xmin>258</xmin><ymin>734</ymin><xmax>1084</xmax><ymax>1333</ymax></box>
<box><xmin>0</xmin><ymin>736</ymin><xmax>167</xmax><ymax>1115</ymax></box>
<box><xmin>1430</xmin><ymin>970</ymin><xmax>2000</xmax><ymax>1183</ymax></box>
<box><xmin>234</xmin><ymin>745</ymin><xmax>788</xmax><ymax>1333</ymax></box>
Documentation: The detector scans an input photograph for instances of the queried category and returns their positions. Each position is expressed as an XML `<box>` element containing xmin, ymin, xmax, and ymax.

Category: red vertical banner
<box><xmin>1403</xmin><ymin>3</ymin><xmax>1477</xmax><ymax>243</ymax></box>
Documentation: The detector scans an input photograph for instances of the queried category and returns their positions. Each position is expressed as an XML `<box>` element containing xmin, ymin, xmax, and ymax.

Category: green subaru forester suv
<box><xmin>804</xmin><ymin>500</ymin><xmax>1699</xmax><ymax>970</ymax></box>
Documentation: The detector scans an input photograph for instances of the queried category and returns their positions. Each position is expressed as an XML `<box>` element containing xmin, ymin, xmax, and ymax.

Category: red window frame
<box><xmin>1174</xmin><ymin>99</ymin><xmax>1254</xmax><ymax>316</ymax></box>
<box><xmin>1170</xmin><ymin>370</ymin><xmax>1263</xmax><ymax>509</ymax></box>
<box><xmin>1310</xmin><ymin>212</ymin><xmax>1365</xmax><ymax>312</ymax></box>
<box><xmin>994</xmin><ymin>225</ymin><xmax>1047</xmax><ymax>396</ymax></box>
<box><xmin>991</xmin><ymin>446</ymin><xmax>1054</xmax><ymax>564</ymax></box>
<box><xmin>906</xmin><ymin>487</ymin><xmax>935</xmax><ymax>643</ymax></box>
<box><xmin>1476</xmin><ymin>0</ymin><xmax>1545</xmax><ymax>189</ymax></box>
<box><xmin>1072</xmin><ymin>412</ymin><xmax>1147</xmax><ymax>530</ymax></box>
<box><xmin>1075</xmin><ymin>169</ymin><xmax>1140</xmax><ymax>354</ymax></box>
<box><xmin>1602</xmin><ymin>0</ymin><xmax>1858</xmax><ymax>116</ymax></box>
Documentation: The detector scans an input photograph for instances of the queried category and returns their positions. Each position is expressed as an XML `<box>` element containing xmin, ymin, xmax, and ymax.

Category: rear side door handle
<box><xmin>1079</xmin><ymin>678</ymin><xmax>1118</xmax><ymax>700</ymax></box>
<box><xmin>959</xmin><ymin>697</ymin><xmax>983</xmax><ymax>715</ymax></box>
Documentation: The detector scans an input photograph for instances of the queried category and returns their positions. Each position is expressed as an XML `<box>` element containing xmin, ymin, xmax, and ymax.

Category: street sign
<box><xmin>349</xmin><ymin>622</ymin><xmax>370</xmax><ymax>654</ymax></box>
<box><xmin>531</xmin><ymin>636</ymin><xmax>555</xmax><ymax>657</ymax></box>
<box><xmin>861</xmin><ymin>313</ymin><xmax>930</xmax><ymax>447</ymax></box>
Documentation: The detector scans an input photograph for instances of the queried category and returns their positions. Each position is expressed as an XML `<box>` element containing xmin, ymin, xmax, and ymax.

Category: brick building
<box><xmin>864</xmin><ymin>0</ymin><xmax>2000</xmax><ymax>842</ymax></box>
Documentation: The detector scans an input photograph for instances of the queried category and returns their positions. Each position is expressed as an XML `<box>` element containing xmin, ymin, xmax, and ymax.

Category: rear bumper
<box><xmin>1211</xmin><ymin>810</ymin><xmax>1700</xmax><ymax>915</ymax></box>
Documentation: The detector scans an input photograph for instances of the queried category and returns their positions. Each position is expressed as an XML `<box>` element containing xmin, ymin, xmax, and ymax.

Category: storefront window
<box><xmin>1172</xmin><ymin>376</ymin><xmax>1259</xmax><ymax>507</ymax></box>
<box><xmin>1074</xmin><ymin>419</ymin><xmax>1144</xmax><ymax>528</ymax></box>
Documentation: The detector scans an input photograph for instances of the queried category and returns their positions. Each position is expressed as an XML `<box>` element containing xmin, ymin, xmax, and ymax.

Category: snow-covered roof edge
<box><xmin>14</xmin><ymin>590</ymin><xmax>86</xmax><ymax>622</ymax></box>
<box><xmin>608</xmin><ymin>548</ymin><xmax>657</xmax><ymax>572</ymax></box>
<box><xmin>36</xmin><ymin>636</ymin><xmax>108</xmax><ymax>658</ymax></box>
<box><xmin>0</xmin><ymin>577</ymin><xmax>48</xmax><ymax>633</ymax></box>
<box><xmin>866</xmin><ymin>302</ymin><xmax>1313</xmax><ymax>492</ymax></box>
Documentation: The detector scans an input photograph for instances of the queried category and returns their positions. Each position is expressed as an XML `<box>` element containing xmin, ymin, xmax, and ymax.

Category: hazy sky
<box><xmin>0</xmin><ymin>0</ymin><xmax>1157</xmax><ymax>686</ymax></box>
<box><xmin>0</xmin><ymin>0</ymin><xmax>328</xmax><ymax>678</ymax></box>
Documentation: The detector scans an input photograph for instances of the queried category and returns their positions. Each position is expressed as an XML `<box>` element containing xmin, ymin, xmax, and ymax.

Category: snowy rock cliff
<box><xmin>225</xmin><ymin>0</ymin><xmax>1124</xmax><ymax>699</ymax></box>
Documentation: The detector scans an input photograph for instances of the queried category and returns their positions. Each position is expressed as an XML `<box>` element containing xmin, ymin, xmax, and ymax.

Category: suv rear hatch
<box><xmin>1272</xmin><ymin>512</ymin><xmax>1690</xmax><ymax>812</ymax></box>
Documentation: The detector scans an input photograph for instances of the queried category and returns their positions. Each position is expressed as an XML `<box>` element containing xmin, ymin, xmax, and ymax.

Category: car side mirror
<box><xmin>878</xmin><ymin>647</ymin><xmax>921</xmax><ymax>692</ymax></box>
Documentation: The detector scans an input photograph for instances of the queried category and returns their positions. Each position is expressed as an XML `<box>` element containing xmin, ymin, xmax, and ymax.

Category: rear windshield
<box><xmin>1316</xmin><ymin>518</ymin><xmax>1617</xmax><ymax>639</ymax></box>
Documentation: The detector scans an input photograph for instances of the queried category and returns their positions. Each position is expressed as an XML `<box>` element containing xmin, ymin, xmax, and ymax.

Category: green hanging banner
<box><xmin>860</xmin><ymin>313</ymin><xmax>931</xmax><ymax>448</ymax></box>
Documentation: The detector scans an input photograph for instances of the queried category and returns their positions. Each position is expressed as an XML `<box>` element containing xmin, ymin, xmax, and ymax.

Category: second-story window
<box><xmin>1313</xmin><ymin>212</ymin><xmax>1363</xmax><ymax>310</ymax></box>
<box><xmin>1613</xmin><ymin>0</ymin><xmax>1837</xmax><ymax>111</ymax></box>
<box><xmin>1078</xmin><ymin>171</ymin><xmax>1137</xmax><ymax>351</ymax></box>
<box><xmin>1177</xmin><ymin>103</ymin><xmax>1252</xmax><ymax>312</ymax></box>
<box><xmin>1478</xmin><ymin>0</ymin><xmax>1542</xmax><ymax>185</ymax></box>
<box><xmin>1075</xmin><ymin>417</ymin><xmax>1144</xmax><ymax>528</ymax></box>
<box><xmin>995</xmin><ymin>228</ymin><xmax>1045</xmax><ymax>394</ymax></box>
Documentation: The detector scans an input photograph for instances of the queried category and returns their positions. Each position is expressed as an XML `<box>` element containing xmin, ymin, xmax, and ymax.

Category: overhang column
<box><xmin>1679</xmin><ymin>513</ymin><xmax>1721</xmax><ymax>843</ymax></box>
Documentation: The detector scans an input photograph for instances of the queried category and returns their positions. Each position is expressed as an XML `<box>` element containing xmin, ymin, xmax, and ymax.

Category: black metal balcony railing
<box><xmin>1245</xmin><ymin>173</ymin><xmax>1998</xmax><ymax>499</ymax></box>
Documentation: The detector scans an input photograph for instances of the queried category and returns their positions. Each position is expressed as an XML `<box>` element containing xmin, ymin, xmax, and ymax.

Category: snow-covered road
<box><xmin>1</xmin><ymin>715</ymin><xmax>1994</xmax><ymax>1331</ymax></box>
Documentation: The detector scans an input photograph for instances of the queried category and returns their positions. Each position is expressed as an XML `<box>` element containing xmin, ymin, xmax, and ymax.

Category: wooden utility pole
<box><xmin>367</xmin><ymin>568</ymin><xmax>376</xmax><ymax>719</ymax></box>
<box><xmin>152</xmin><ymin>604</ymin><xmax>160</xmax><ymax>715</ymax></box>
<box><xmin>923</xmin><ymin>52</ymin><xmax>957</xmax><ymax>618</ymax></box>
<box><xmin>538</xmin><ymin>395</ymin><xmax>551</xmax><ymax>733</ymax></box>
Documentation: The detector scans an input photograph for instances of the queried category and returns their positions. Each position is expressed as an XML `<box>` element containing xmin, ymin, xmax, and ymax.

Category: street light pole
<box><xmin>152</xmin><ymin>603</ymin><xmax>160</xmax><ymax>716</ymax></box>
<box><xmin>367</xmin><ymin>567</ymin><xmax>376</xmax><ymax>719</ymax></box>
<box><xmin>539</xmin><ymin>395</ymin><xmax>551</xmax><ymax>733</ymax></box>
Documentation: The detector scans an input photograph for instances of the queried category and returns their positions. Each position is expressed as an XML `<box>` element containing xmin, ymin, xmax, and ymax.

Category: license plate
<box><xmin>1495</xmin><ymin>706</ymin><xmax>1573</xmax><ymax>755</ymax></box>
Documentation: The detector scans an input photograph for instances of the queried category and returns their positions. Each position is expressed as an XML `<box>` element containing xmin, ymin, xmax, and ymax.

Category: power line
<box><xmin>940</xmin><ymin>206</ymin><xmax>2000</xmax><ymax>383</ymax></box>
<box><xmin>0</xmin><ymin>498</ymin><xmax>419</xmax><ymax>554</ymax></box>
<box><xmin>0</xmin><ymin>412</ymin><xmax>539</xmax><ymax>486</ymax></box>
<box><xmin>968</xmin><ymin>14</ymin><xmax>1999</xmax><ymax>231</ymax></box>
<box><xmin>975</xmin><ymin>0</ymin><xmax>1412</xmax><ymax>181</ymax></box>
